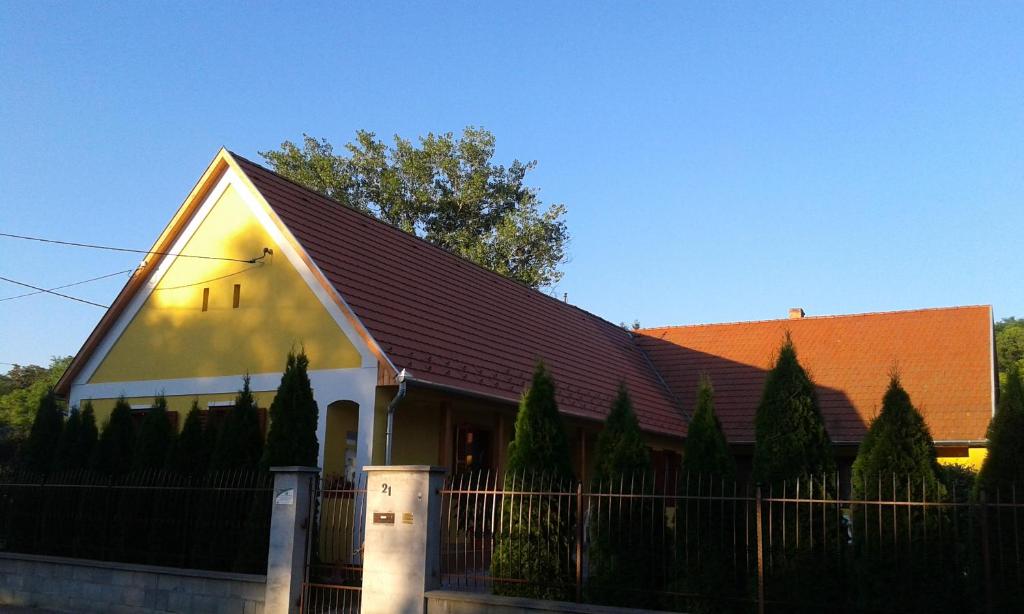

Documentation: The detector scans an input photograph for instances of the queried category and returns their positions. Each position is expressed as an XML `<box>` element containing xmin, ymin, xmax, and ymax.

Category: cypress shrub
<box><xmin>752</xmin><ymin>335</ymin><xmax>835</xmax><ymax>485</ymax></box>
<box><xmin>21</xmin><ymin>389</ymin><xmax>63</xmax><ymax>474</ymax></box>
<box><xmin>132</xmin><ymin>396</ymin><xmax>174</xmax><ymax>471</ymax></box>
<box><xmin>74</xmin><ymin>401</ymin><xmax>99</xmax><ymax>470</ymax></box>
<box><xmin>492</xmin><ymin>361</ymin><xmax>574</xmax><ymax>600</ymax></box>
<box><xmin>52</xmin><ymin>405</ymin><xmax>81</xmax><ymax>473</ymax></box>
<box><xmin>586</xmin><ymin>384</ymin><xmax>661</xmax><ymax>608</ymax></box>
<box><xmin>168</xmin><ymin>400</ymin><xmax>208</xmax><ymax>475</ymax></box>
<box><xmin>677</xmin><ymin>375</ymin><xmax>744</xmax><ymax>613</ymax></box>
<box><xmin>850</xmin><ymin>375</ymin><xmax>962</xmax><ymax>613</ymax></box>
<box><xmin>752</xmin><ymin>336</ymin><xmax>837</xmax><ymax>612</ymax></box>
<box><xmin>93</xmin><ymin>397</ymin><xmax>135</xmax><ymax>476</ymax></box>
<box><xmin>262</xmin><ymin>352</ymin><xmax>319</xmax><ymax>468</ymax></box>
<box><xmin>977</xmin><ymin>362</ymin><xmax>1024</xmax><ymax>491</ymax></box>
<box><xmin>505</xmin><ymin>362</ymin><xmax>573</xmax><ymax>479</ymax></box>
<box><xmin>212</xmin><ymin>377</ymin><xmax>264</xmax><ymax>471</ymax></box>
<box><xmin>682</xmin><ymin>375</ymin><xmax>735</xmax><ymax>479</ymax></box>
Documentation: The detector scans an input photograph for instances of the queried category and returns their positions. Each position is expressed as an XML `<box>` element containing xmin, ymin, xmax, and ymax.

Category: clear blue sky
<box><xmin>2</xmin><ymin>2</ymin><xmax>1022</xmax><ymax>367</ymax></box>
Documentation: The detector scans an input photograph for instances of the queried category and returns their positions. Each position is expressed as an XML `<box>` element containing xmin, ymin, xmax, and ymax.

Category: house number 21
<box><xmin>381</xmin><ymin>483</ymin><xmax>392</xmax><ymax>496</ymax></box>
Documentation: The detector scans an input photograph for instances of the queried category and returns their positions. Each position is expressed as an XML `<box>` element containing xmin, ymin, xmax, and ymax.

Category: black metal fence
<box><xmin>301</xmin><ymin>473</ymin><xmax>367</xmax><ymax>614</ymax></box>
<box><xmin>440</xmin><ymin>470</ymin><xmax>1024</xmax><ymax>614</ymax></box>
<box><xmin>0</xmin><ymin>469</ymin><xmax>273</xmax><ymax>574</ymax></box>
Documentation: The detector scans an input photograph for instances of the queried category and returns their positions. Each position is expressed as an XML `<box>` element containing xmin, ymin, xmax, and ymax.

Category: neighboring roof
<box><xmin>232</xmin><ymin>154</ymin><xmax>687</xmax><ymax>437</ymax></box>
<box><xmin>635</xmin><ymin>306</ymin><xmax>995</xmax><ymax>444</ymax></box>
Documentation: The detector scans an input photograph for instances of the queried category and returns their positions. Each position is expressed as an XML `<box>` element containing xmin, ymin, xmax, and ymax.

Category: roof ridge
<box><xmin>227</xmin><ymin>149</ymin><xmax>636</xmax><ymax>339</ymax></box>
<box><xmin>636</xmin><ymin>304</ymin><xmax>992</xmax><ymax>333</ymax></box>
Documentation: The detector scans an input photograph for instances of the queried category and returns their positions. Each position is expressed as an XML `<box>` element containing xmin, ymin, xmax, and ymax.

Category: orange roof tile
<box><xmin>636</xmin><ymin>306</ymin><xmax>995</xmax><ymax>444</ymax></box>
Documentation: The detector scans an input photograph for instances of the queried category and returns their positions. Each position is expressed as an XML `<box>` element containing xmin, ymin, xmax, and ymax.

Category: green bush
<box><xmin>262</xmin><ymin>352</ymin><xmax>318</xmax><ymax>469</ymax></box>
<box><xmin>977</xmin><ymin>362</ymin><xmax>1024</xmax><ymax>492</ymax></box>
<box><xmin>21</xmin><ymin>390</ymin><xmax>63</xmax><ymax>474</ymax></box>
<box><xmin>492</xmin><ymin>362</ymin><xmax>574</xmax><ymax>599</ymax></box>
<box><xmin>586</xmin><ymin>384</ymin><xmax>663</xmax><ymax>608</ymax></box>
<box><xmin>93</xmin><ymin>397</ymin><xmax>135</xmax><ymax>476</ymax></box>
<box><xmin>167</xmin><ymin>401</ymin><xmax>208</xmax><ymax>475</ymax></box>
<box><xmin>753</xmin><ymin>335</ymin><xmax>835</xmax><ymax>486</ymax></box>
<box><xmin>682</xmin><ymin>374</ymin><xmax>735</xmax><ymax>479</ymax></box>
<box><xmin>212</xmin><ymin>377</ymin><xmax>264</xmax><ymax>471</ymax></box>
<box><xmin>133</xmin><ymin>396</ymin><xmax>174</xmax><ymax>471</ymax></box>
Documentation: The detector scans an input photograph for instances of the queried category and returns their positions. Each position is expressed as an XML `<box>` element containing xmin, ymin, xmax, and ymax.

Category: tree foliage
<box><xmin>133</xmin><ymin>396</ymin><xmax>174</xmax><ymax>471</ymax></box>
<box><xmin>506</xmin><ymin>362</ymin><xmax>573</xmax><ymax>479</ymax></box>
<box><xmin>260</xmin><ymin>127</ymin><xmax>569</xmax><ymax>289</ymax></box>
<box><xmin>0</xmin><ymin>357</ymin><xmax>72</xmax><ymax>438</ymax></box>
<box><xmin>852</xmin><ymin>374</ymin><xmax>943</xmax><ymax>499</ymax></box>
<box><xmin>262</xmin><ymin>352</ymin><xmax>318</xmax><ymax>469</ymax></box>
<box><xmin>996</xmin><ymin>317</ymin><xmax>1024</xmax><ymax>377</ymax></box>
<box><xmin>21</xmin><ymin>389</ymin><xmax>63</xmax><ymax>474</ymax></box>
<box><xmin>52</xmin><ymin>404</ymin><xmax>81</xmax><ymax>473</ymax></box>
<box><xmin>978</xmin><ymin>362</ymin><xmax>1024</xmax><ymax>491</ymax></box>
<box><xmin>592</xmin><ymin>383</ymin><xmax>650</xmax><ymax>482</ymax></box>
<box><xmin>493</xmin><ymin>361</ymin><xmax>574</xmax><ymax>600</ymax></box>
<box><xmin>212</xmin><ymin>377</ymin><xmax>265</xmax><ymax>471</ymax></box>
<box><xmin>682</xmin><ymin>375</ymin><xmax>735</xmax><ymax>479</ymax></box>
<box><xmin>752</xmin><ymin>335</ymin><xmax>835</xmax><ymax>485</ymax></box>
<box><xmin>168</xmin><ymin>400</ymin><xmax>209</xmax><ymax>476</ymax></box>
<box><xmin>93</xmin><ymin>397</ymin><xmax>135</xmax><ymax>476</ymax></box>
<box><xmin>586</xmin><ymin>384</ymin><xmax>663</xmax><ymax>608</ymax></box>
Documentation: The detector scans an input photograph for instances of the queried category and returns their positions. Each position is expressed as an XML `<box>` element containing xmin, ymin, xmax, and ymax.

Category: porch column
<box><xmin>361</xmin><ymin>465</ymin><xmax>447</xmax><ymax>614</ymax></box>
<box><xmin>265</xmin><ymin>466</ymin><xmax>320</xmax><ymax>614</ymax></box>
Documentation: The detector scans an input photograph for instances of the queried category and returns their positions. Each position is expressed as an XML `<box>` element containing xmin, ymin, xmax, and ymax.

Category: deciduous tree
<box><xmin>261</xmin><ymin>127</ymin><xmax>569</xmax><ymax>289</ymax></box>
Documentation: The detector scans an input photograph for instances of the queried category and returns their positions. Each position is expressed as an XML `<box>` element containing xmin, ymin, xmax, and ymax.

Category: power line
<box><xmin>0</xmin><ymin>275</ymin><xmax>109</xmax><ymax>308</ymax></box>
<box><xmin>0</xmin><ymin>232</ymin><xmax>270</xmax><ymax>264</ymax></box>
<box><xmin>0</xmin><ymin>269</ymin><xmax>133</xmax><ymax>302</ymax></box>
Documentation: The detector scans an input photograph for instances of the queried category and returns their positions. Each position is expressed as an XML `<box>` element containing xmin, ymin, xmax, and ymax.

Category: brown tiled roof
<box><xmin>232</xmin><ymin>154</ymin><xmax>687</xmax><ymax>437</ymax></box>
<box><xmin>635</xmin><ymin>306</ymin><xmax>995</xmax><ymax>444</ymax></box>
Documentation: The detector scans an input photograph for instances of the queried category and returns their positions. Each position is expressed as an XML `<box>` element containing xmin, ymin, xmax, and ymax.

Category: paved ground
<box><xmin>0</xmin><ymin>607</ymin><xmax>65</xmax><ymax>613</ymax></box>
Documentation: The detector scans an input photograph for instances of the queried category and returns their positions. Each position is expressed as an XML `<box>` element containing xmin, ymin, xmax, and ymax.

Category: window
<box><xmin>454</xmin><ymin>423</ymin><xmax>493</xmax><ymax>473</ymax></box>
<box><xmin>203</xmin><ymin>401</ymin><xmax>268</xmax><ymax>436</ymax></box>
<box><xmin>128</xmin><ymin>404</ymin><xmax>179</xmax><ymax>431</ymax></box>
<box><xmin>232</xmin><ymin>284</ymin><xmax>241</xmax><ymax>308</ymax></box>
<box><xmin>201</xmin><ymin>287</ymin><xmax>210</xmax><ymax>312</ymax></box>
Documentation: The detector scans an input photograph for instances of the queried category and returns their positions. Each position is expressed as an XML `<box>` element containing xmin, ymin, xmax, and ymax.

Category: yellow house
<box><xmin>55</xmin><ymin>149</ymin><xmax>688</xmax><ymax>481</ymax></box>
<box><xmin>55</xmin><ymin>149</ymin><xmax>996</xmax><ymax>480</ymax></box>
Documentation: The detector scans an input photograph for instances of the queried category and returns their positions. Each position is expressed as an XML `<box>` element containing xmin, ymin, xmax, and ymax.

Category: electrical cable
<box><xmin>0</xmin><ymin>269</ymin><xmax>133</xmax><ymax>302</ymax></box>
<box><xmin>0</xmin><ymin>275</ymin><xmax>109</xmax><ymax>308</ymax></box>
<box><xmin>0</xmin><ymin>232</ymin><xmax>269</xmax><ymax>264</ymax></box>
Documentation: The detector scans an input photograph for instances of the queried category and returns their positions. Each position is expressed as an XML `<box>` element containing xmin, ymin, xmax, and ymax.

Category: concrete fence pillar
<box><xmin>361</xmin><ymin>465</ymin><xmax>447</xmax><ymax>614</ymax></box>
<box><xmin>264</xmin><ymin>466</ymin><xmax>320</xmax><ymax>614</ymax></box>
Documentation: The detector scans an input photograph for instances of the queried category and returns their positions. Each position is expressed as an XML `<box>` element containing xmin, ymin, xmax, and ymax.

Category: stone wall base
<box><xmin>425</xmin><ymin>590</ymin><xmax>678</xmax><ymax>614</ymax></box>
<box><xmin>0</xmin><ymin>552</ymin><xmax>266</xmax><ymax>613</ymax></box>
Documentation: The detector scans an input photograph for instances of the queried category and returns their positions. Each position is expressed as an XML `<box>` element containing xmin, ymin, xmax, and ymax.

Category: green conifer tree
<box><xmin>212</xmin><ymin>376</ymin><xmax>265</xmax><ymax>471</ymax></box>
<box><xmin>52</xmin><ymin>405</ymin><xmax>81</xmax><ymax>473</ymax></box>
<box><xmin>93</xmin><ymin>397</ymin><xmax>135</xmax><ymax>476</ymax></box>
<box><xmin>850</xmin><ymin>374</ymin><xmax>961</xmax><ymax>612</ymax></box>
<box><xmin>21</xmin><ymin>389</ymin><xmax>63</xmax><ymax>474</ymax></box>
<box><xmin>752</xmin><ymin>335</ymin><xmax>835</xmax><ymax>485</ymax></box>
<box><xmin>168</xmin><ymin>400</ymin><xmax>209</xmax><ymax>475</ymax></box>
<box><xmin>587</xmin><ymin>384</ymin><xmax>662</xmax><ymax>607</ymax></box>
<box><xmin>591</xmin><ymin>383</ymin><xmax>650</xmax><ymax>482</ymax></box>
<box><xmin>73</xmin><ymin>401</ymin><xmax>99</xmax><ymax>470</ymax></box>
<box><xmin>682</xmin><ymin>375</ymin><xmax>735</xmax><ymax>479</ymax></box>
<box><xmin>262</xmin><ymin>352</ymin><xmax>319</xmax><ymax>469</ymax></box>
<box><xmin>132</xmin><ymin>396</ymin><xmax>174</xmax><ymax>471</ymax></box>
<box><xmin>977</xmin><ymin>362</ymin><xmax>1024</xmax><ymax>491</ymax></box>
<box><xmin>492</xmin><ymin>361</ymin><xmax>574</xmax><ymax>600</ymax></box>
<box><xmin>505</xmin><ymin>362</ymin><xmax>573</xmax><ymax>479</ymax></box>
<box><xmin>852</xmin><ymin>374</ymin><xmax>943</xmax><ymax>499</ymax></box>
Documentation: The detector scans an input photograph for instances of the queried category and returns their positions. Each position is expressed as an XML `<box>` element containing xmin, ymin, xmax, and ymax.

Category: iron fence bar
<box><xmin>755</xmin><ymin>484</ymin><xmax>765</xmax><ymax>614</ymax></box>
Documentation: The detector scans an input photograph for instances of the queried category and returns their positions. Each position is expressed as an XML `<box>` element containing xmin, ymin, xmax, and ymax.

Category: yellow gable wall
<box><xmin>89</xmin><ymin>182</ymin><xmax>361</xmax><ymax>383</ymax></box>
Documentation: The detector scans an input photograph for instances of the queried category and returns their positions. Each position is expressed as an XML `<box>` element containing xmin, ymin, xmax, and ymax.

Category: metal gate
<box><xmin>300</xmin><ymin>473</ymin><xmax>367</xmax><ymax>613</ymax></box>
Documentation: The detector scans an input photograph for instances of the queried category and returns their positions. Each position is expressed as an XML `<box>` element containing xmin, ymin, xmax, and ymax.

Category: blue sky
<box><xmin>1</xmin><ymin>2</ymin><xmax>1022</xmax><ymax>367</ymax></box>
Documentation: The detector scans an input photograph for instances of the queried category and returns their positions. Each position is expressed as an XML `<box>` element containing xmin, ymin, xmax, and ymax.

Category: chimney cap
<box><xmin>788</xmin><ymin>308</ymin><xmax>805</xmax><ymax>319</ymax></box>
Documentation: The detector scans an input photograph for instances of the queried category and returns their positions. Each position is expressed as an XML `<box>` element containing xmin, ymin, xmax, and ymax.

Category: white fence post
<box><xmin>264</xmin><ymin>466</ymin><xmax>320</xmax><ymax>614</ymax></box>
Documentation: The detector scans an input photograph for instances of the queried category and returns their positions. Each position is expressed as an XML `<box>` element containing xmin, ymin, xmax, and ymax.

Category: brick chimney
<box><xmin>788</xmin><ymin>307</ymin><xmax>805</xmax><ymax>319</ymax></box>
